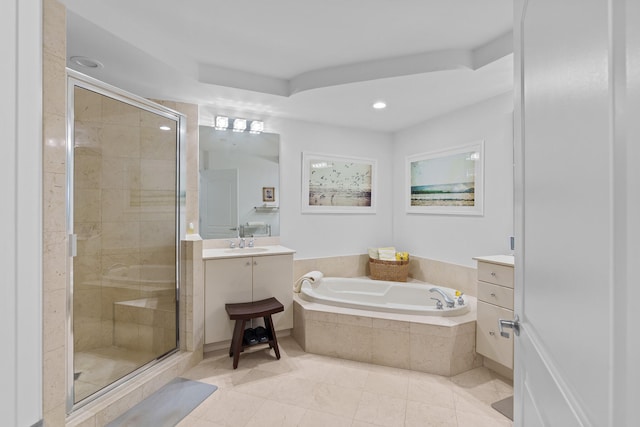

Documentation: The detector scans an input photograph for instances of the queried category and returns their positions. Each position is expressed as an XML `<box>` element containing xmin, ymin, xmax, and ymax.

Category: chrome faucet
<box><xmin>429</xmin><ymin>288</ymin><xmax>455</xmax><ymax>308</ymax></box>
<box><xmin>248</xmin><ymin>237</ymin><xmax>255</xmax><ymax>248</ymax></box>
<box><xmin>238</xmin><ymin>238</ymin><xmax>245</xmax><ymax>248</ymax></box>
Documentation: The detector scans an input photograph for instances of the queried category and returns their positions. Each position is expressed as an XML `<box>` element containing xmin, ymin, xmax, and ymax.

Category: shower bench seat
<box><xmin>225</xmin><ymin>297</ymin><xmax>284</xmax><ymax>369</ymax></box>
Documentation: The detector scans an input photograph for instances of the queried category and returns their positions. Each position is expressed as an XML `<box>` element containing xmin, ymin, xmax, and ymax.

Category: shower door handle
<box><xmin>69</xmin><ymin>234</ymin><xmax>77</xmax><ymax>257</ymax></box>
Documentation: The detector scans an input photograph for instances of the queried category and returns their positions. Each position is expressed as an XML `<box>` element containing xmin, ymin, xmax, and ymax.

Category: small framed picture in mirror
<box><xmin>263</xmin><ymin>187</ymin><xmax>275</xmax><ymax>202</ymax></box>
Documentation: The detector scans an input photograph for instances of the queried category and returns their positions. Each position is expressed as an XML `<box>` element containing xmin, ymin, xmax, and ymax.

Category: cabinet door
<box><xmin>252</xmin><ymin>254</ymin><xmax>293</xmax><ymax>331</ymax></box>
<box><xmin>204</xmin><ymin>257</ymin><xmax>252</xmax><ymax>344</ymax></box>
<box><xmin>476</xmin><ymin>301</ymin><xmax>514</xmax><ymax>369</ymax></box>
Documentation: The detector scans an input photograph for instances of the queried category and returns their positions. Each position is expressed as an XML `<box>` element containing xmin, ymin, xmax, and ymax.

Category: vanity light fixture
<box><xmin>372</xmin><ymin>101</ymin><xmax>387</xmax><ymax>110</ymax></box>
<box><xmin>233</xmin><ymin>118</ymin><xmax>247</xmax><ymax>132</ymax></box>
<box><xmin>215</xmin><ymin>116</ymin><xmax>229</xmax><ymax>130</ymax></box>
<box><xmin>249</xmin><ymin>120</ymin><xmax>264</xmax><ymax>134</ymax></box>
<box><xmin>215</xmin><ymin>116</ymin><xmax>264</xmax><ymax>135</ymax></box>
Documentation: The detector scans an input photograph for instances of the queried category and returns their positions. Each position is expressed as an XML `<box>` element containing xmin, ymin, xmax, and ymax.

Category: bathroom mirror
<box><xmin>199</xmin><ymin>126</ymin><xmax>280</xmax><ymax>239</ymax></box>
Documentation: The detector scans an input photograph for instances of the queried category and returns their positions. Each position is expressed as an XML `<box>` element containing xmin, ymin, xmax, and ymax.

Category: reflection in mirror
<box><xmin>199</xmin><ymin>126</ymin><xmax>280</xmax><ymax>239</ymax></box>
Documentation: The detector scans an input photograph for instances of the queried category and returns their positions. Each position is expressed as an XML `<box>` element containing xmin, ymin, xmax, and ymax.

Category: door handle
<box><xmin>69</xmin><ymin>234</ymin><xmax>77</xmax><ymax>257</ymax></box>
<box><xmin>499</xmin><ymin>314</ymin><xmax>520</xmax><ymax>338</ymax></box>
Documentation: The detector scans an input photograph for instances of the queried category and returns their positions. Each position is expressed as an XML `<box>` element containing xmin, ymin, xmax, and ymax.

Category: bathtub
<box><xmin>299</xmin><ymin>276</ymin><xmax>469</xmax><ymax>316</ymax></box>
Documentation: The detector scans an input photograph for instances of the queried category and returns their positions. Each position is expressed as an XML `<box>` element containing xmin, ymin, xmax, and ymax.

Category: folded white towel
<box><xmin>378</xmin><ymin>246</ymin><xmax>396</xmax><ymax>261</ymax></box>
<box><xmin>293</xmin><ymin>270</ymin><xmax>323</xmax><ymax>293</ymax></box>
<box><xmin>368</xmin><ymin>248</ymin><xmax>379</xmax><ymax>259</ymax></box>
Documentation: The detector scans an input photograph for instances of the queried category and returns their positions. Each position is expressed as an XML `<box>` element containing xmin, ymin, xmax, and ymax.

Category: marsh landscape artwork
<box><xmin>406</xmin><ymin>142</ymin><xmax>484</xmax><ymax>215</ymax></box>
<box><xmin>302</xmin><ymin>152</ymin><xmax>376</xmax><ymax>213</ymax></box>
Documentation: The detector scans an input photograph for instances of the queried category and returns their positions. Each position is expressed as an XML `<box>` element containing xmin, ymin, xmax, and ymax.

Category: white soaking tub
<box><xmin>299</xmin><ymin>276</ymin><xmax>469</xmax><ymax>316</ymax></box>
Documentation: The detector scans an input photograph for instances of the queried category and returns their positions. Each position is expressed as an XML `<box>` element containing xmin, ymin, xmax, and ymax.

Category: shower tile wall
<box><xmin>42</xmin><ymin>0</ymin><xmax>68</xmax><ymax>423</ymax></box>
<box><xmin>73</xmin><ymin>88</ymin><xmax>177</xmax><ymax>353</ymax></box>
<box><xmin>43</xmin><ymin>2</ymin><xmax>202</xmax><ymax>424</ymax></box>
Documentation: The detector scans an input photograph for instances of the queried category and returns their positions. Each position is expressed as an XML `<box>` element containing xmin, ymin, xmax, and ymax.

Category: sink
<box><xmin>224</xmin><ymin>247</ymin><xmax>269</xmax><ymax>254</ymax></box>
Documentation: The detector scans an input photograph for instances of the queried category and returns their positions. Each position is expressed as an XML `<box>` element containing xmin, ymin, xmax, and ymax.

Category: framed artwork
<box><xmin>406</xmin><ymin>141</ymin><xmax>484</xmax><ymax>215</ymax></box>
<box><xmin>262</xmin><ymin>187</ymin><xmax>275</xmax><ymax>202</ymax></box>
<box><xmin>301</xmin><ymin>152</ymin><xmax>377</xmax><ymax>214</ymax></box>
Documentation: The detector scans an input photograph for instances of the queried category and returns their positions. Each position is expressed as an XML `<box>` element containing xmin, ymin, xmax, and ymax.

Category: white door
<box><xmin>200</xmin><ymin>169</ymin><xmax>239</xmax><ymax>239</ymax></box>
<box><xmin>514</xmin><ymin>0</ymin><xmax>638</xmax><ymax>425</ymax></box>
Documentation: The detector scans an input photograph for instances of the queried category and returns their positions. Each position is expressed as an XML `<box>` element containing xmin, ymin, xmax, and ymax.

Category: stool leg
<box><xmin>264</xmin><ymin>315</ymin><xmax>280</xmax><ymax>360</ymax></box>
<box><xmin>231</xmin><ymin>319</ymin><xmax>245</xmax><ymax>369</ymax></box>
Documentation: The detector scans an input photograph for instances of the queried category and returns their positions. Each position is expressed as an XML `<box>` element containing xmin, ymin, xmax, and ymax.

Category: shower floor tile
<box><xmin>74</xmin><ymin>346</ymin><xmax>157</xmax><ymax>402</ymax></box>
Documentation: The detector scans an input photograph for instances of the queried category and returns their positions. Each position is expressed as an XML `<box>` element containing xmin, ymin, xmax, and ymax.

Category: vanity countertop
<box><xmin>203</xmin><ymin>245</ymin><xmax>295</xmax><ymax>260</ymax></box>
<box><xmin>472</xmin><ymin>255</ymin><xmax>515</xmax><ymax>267</ymax></box>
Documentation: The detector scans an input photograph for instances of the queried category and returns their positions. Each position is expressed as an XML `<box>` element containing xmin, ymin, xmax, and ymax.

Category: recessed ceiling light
<box><xmin>159</xmin><ymin>125</ymin><xmax>171</xmax><ymax>131</ymax></box>
<box><xmin>69</xmin><ymin>56</ymin><xmax>104</xmax><ymax>69</ymax></box>
<box><xmin>372</xmin><ymin>101</ymin><xmax>387</xmax><ymax>110</ymax></box>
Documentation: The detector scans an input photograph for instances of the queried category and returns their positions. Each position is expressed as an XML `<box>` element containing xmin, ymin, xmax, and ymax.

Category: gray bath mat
<box><xmin>491</xmin><ymin>395</ymin><xmax>514</xmax><ymax>420</ymax></box>
<box><xmin>106</xmin><ymin>377</ymin><xmax>217</xmax><ymax>427</ymax></box>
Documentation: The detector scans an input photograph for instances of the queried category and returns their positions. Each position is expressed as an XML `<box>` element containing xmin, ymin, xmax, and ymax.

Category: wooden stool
<box><xmin>225</xmin><ymin>297</ymin><xmax>284</xmax><ymax>369</ymax></box>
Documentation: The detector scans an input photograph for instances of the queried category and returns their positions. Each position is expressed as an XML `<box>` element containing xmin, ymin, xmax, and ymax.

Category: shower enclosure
<box><xmin>66</xmin><ymin>71</ymin><xmax>184</xmax><ymax>410</ymax></box>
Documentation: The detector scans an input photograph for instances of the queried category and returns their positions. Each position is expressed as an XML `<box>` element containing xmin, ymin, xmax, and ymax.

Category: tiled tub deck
<box><xmin>293</xmin><ymin>294</ymin><xmax>482</xmax><ymax>377</ymax></box>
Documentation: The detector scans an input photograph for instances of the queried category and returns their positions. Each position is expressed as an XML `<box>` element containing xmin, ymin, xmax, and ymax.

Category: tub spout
<box><xmin>429</xmin><ymin>288</ymin><xmax>455</xmax><ymax>308</ymax></box>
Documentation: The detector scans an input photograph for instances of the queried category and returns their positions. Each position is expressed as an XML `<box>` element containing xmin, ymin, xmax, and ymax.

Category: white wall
<box><xmin>626</xmin><ymin>0</ymin><xmax>640</xmax><ymax>422</ymax></box>
<box><xmin>392</xmin><ymin>93</ymin><xmax>514</xmax><ymax>267</ymax></box>
<box><xmin>275</xmin><ymin>118</ymin><xmax>394</xmax><ymax>259</ymax></box>
<box><xmin>1</xmin><ymin>0</ymin><xmax>42</xmax><ymax>425</ymax></box>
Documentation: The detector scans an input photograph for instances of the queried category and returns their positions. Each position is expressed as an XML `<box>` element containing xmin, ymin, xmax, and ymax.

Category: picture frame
<box><xmin>301</xmin><ymin>152</ymin><xmax>377</xmax><ymax>214</ymax></box>
<box><xmin>262</xmin><ymin>187</ymin><xmax>275</xmax><ymax>202</ymax></box>
<box><xmin>406</xmin><ymin>141</ymin><xmax>484</xmax><ymax>215</ymax></box>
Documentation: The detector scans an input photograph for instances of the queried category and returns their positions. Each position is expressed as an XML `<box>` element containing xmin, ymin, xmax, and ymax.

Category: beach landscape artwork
<box><xmin>302</xmin><ymin>152</ymin><xmax>376</xmax><ymax>213</ymax></box>
<box><xmin>406</xmin><ymin>141</ymin><xmax>484</xmax><ymax>215</ymax></box>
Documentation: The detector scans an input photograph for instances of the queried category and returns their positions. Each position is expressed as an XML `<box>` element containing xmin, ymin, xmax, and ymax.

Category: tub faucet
<box><xmin>429</xmin><ymin>288</ymin><xmax>455</xmax><ymax>308</ymax></box>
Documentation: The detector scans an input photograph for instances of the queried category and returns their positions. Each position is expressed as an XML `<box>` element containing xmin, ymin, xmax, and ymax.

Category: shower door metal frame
<box><xmin>65</xmin><ymin>69</ymin><xmax>186</xmax><ymax>413</ymax></box>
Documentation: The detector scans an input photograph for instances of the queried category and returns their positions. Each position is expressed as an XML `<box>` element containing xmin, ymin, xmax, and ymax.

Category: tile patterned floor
<box><xmin>178</xmin><ymin>337</ymin><xmax>513</xmax><ymax>427</ymax></box>
<box><xmin>74</xmin><ymin>346</ymin><xmax>157</xmax><ymax>402</ymax></box>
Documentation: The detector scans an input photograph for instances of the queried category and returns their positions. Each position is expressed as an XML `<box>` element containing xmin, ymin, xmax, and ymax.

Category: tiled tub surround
<box><xmin>293</xmin><ymin>294</ymin><xmax>482</xmax><ymax>377</ymax></box>
<box><xmin>292</xmin><ymin>255</ymin><xmax>481</xmax><ymax>376</ymax></box>
<box><xmin>294</xmin><ymin>253</ymin><xmax>477</xmax><ymax>298</ymax></box>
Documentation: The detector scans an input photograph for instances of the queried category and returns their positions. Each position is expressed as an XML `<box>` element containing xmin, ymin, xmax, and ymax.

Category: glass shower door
<box><xmin>69</xmin><ymin>81</ymin><xmax>181</xmax><ymax>406</ymax></box>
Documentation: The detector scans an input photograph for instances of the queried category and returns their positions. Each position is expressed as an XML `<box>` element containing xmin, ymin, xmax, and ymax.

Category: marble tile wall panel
<box><xmin>42</xmin><ymin>1</ymin><xmax>67</xmax><ymax>423</ymax></box>
<box><xmin>296</xmin><ymin>253</ymin><xmax>477</xmax><ymax>297</ymax></box>
<box><xmin>42</xmin><ymin>4</ymin><xmax>201</xmax><ymax>420</ymax></box>
<box><xmin>294</xmin><ymin>254</ymin><xmax>369</xmax><ymax>281</ymax></box>
<box><xmin>294</xmin><ymin>301</ymin><xmax>480</xmax><ymax>377</ymax></box>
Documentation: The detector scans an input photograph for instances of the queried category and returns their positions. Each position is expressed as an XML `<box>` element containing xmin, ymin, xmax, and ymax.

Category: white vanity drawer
<box><xmin>477</xmin><ymin>261</ymin><xmax>514</xmax><ymax>288</ymax></box>
<box><xmin>476</xmin><ymin>301</ymin><xmax>514</xmax><ymax>369</ymax></box>
<box><xmin>477</xmin><ymin>281</ymin><xmax>514</xmax><ymax>310</ymax></box>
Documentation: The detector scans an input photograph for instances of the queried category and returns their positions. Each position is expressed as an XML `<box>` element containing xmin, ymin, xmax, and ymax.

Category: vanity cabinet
<box><xmin>204</xmin><ymin>253</ymin><xmax>293</xmax><ymax>344</ymax></box>
<box><xmin>474</xmin><ymin>255</ymin><xmax>515</xmax><ymax>369</ymax></box>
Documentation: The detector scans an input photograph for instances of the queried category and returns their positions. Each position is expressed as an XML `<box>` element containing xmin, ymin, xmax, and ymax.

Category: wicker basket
<box><xmin>369</xmin><ymin>257</ymin><xmax>409</xmax><ymax>282</ymax></box>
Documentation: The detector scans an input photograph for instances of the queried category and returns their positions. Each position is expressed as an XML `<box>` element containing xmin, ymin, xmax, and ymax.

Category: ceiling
<box><xmin>60</xmin><ymin>0</ymin><xmax>514</xmax><ymax>133</ymax></box>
